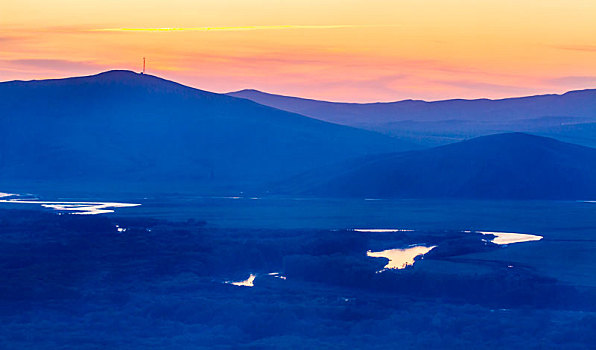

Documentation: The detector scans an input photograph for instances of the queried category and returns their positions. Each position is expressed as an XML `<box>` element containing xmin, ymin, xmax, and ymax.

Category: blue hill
<box><xmin>287</xmin><ymin>133</ymin><xmax>596</xmax><ymax>199</ymax></box>
<box><xmin>0</xmin><ymin>70</ymin><xmax>412</xmax><ymax>194</ymax></box>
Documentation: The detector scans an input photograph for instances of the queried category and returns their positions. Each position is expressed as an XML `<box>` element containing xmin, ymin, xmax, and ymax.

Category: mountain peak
<box><xmin>233</xmin><ymin>88</ymin><xmax>261</xmax><ymax>94</ymax></box>
<box><xmin>96</xmin><ymin>69</ymin><xmax>140</xmax><ymax>76</ymax></box>
<box><xmin>91</xmin><ymin>69</ymin><xmax>159</xmax><ymax>83</ymax></box>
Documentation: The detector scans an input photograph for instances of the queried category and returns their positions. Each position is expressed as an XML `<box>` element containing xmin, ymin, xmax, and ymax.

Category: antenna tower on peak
<box><xmin>142</xmin><ymin>57</ymin><xmax>146</xmax><ymax>74</ymax></box>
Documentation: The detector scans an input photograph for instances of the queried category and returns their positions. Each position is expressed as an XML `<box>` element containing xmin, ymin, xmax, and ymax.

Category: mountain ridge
<box><xmin>228</xmin><ymin>87</ymin><xmax>596</xmax><ymax>107</ymax></box>
<box><xmin>0</xmin><ymin>70</ymin><xmax>412</xmax><ymax>194</ymax></box>
<box><xmin>227</xmin><ymin>87</ymin><xmax>596</xmax><ymax>148</ymax></box>
<box><xmin>284</xmin><ymin>132</ymin><xmax>596</xmax><ymax>200</ymax></box>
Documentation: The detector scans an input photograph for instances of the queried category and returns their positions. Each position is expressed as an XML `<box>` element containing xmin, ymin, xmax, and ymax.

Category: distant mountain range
<box><xmin>2</xmin><ymin>71</ymin><xmax>595</xmax><ymax>199</ymax></box>
<box><xmin>228</xmin><ymin>89</ymin><xmax>596</xmax><ymax>147</ymax></box>
<box><xmin>0</xmin><ymin>70</ymin><xmax>410</xmax><ymax>194</ymax></box>
<box><xmin>284</xmin><ymin>133</ymin><xmax>596</xmax><ymax>200</ymax></box>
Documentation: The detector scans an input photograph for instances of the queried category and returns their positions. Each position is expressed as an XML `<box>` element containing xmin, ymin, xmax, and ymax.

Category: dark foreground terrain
<box><xmin>1</xmin><ymin>208</ymin><xmax>594</xmax><ymax>349</ymax></box>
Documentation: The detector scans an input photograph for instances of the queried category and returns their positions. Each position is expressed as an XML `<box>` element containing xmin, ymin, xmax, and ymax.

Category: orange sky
<box><xmin>1</xmin><ymin>0</ymin><xmax>595</xmax><ymax>102</ymax></box>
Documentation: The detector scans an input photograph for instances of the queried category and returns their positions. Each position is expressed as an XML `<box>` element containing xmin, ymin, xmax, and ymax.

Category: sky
<box><xmin>1</xmin><ymin>0</ymin><xmax>595</xmax><ymax>102</ymax></box>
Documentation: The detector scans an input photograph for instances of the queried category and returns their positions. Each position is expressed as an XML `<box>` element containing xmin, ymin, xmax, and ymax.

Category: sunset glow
<box><xmin>1</xmin><ymin>0</ymin><xmax>595</xmax><ymax>101</ymax></box>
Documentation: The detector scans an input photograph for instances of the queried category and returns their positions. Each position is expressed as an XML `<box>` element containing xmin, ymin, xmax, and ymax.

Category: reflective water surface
<box><xmin>477</xmin><ymin>231</ymin><xmax>543</xmax><ymax>245</ymax></box>
<box><xmin>227</xmin><ymin>274</ymin><xmax>256</xmax><ymax>287</ymax></box>
<box><xmin>367</xmin><ymin>245</ymin><xmax>437</xmax><ymax>270</ymax></box>
<box><xmin>0</xmin><ymin>199</ymin><xmax>140</xmax><ymax>215</ymax></box>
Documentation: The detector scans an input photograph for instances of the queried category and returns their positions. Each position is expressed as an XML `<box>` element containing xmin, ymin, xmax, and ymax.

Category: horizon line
<box><xmin>2</xmin><ymin>69</ymin><xmax>595</xmax><ymax>104</ymax></box>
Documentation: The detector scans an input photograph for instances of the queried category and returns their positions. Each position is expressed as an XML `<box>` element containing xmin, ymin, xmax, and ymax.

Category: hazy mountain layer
<box><xmin>286</xmin><ymin>133</ymin><xmax>596</xmax><ymax>199</ymax></box>
<box><xmin>228</xmin><ymin>88</ymin><xmax>596</xmax><ymax>124</ymax></box>
<box><xmin>228</xmin><ymin>89</ymin><xmax>596</xmax><ymax>147</ymax></box>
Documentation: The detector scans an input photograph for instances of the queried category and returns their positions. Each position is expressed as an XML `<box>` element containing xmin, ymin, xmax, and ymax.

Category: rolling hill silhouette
<box><xmin>0</xmin><ymin>70</ymin><xmax>411</xmax><ymax>194</ymax></box>
<box><xmin>228</xmin><ymin>89</ymin><xmax>596</xmax><ymax>147</ymax></box>
<box><xmin>285</xmin><ymin>133</ymin><xmax>596</xmax><ymax>199</ymax></box>
<box><xmin>228</xmin><ymin>88</ymin><xmax>596</xmax><ymax>124</ymax></box>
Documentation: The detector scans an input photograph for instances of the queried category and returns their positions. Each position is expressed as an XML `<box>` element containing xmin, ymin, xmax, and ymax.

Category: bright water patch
<box><xmin>227</xmin><ymin>274</ymin><xmax>256</xmax><ymax>287</ymax></box>
<box><xmin>477</xmin><ymin>231</ymin><xmax>543</xmax><ymax>245</ymax></box>
<box><xmin>367</xmin><ymin>245</ymin><xmax>436</xmax><ymax>270</ymax></box>
<box><xmin>226</xmin><ymin>273</ymin><xmax>287</xmax><ymax>287</ymax></box>
<box><xmin>268</xmin><ymin>272</ymin><xmax>287</xmax><ymax>280</ymax></box>
<box><xmin>0</xmin><ymin>199</ymin><xmax>140</xmax><ymax>215</ymax></box>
